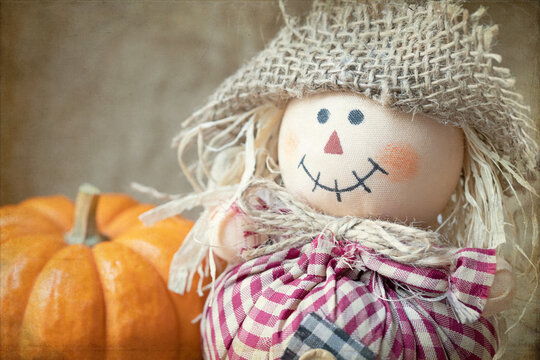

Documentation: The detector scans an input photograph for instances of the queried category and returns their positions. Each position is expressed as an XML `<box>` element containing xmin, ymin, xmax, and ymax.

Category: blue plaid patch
<box><xmin>281</xmin><ymin>312</ymin><xmax>375</xmax><ymax>360</ymax></box>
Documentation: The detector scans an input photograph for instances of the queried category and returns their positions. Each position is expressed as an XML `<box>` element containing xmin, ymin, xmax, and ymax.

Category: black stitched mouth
<box><xmin>297</xmin><ymin>154</ymin><xmax>388</xmax><ymax>202</ymax></box>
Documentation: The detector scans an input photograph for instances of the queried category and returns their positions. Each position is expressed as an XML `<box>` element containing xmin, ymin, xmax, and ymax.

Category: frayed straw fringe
<box><xmin>237</xmin><ymin>178</ymin><xmax>456</xmax><ymax>267</ymax></box>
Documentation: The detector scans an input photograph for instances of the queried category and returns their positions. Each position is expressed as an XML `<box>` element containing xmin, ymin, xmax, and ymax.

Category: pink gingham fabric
<box><xmin>201</xmin><ymin>237</ymin><xmax>497</xmax><ymax>359</ymax></box>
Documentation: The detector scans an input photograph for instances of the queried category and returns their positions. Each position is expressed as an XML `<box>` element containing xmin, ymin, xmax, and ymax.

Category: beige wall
<box><xmin>1</xmin><ymin>1</ymin><xmax>538</xmax><ymax>206</ymax></box>
<box><xmin>1</xmin><ymin>1</ymin><xmax>287</xmax><ymax>208</ymax></box>
<box><xmin>1</xmin><ymin>1</ymin><xmax>539</xmax><ymax>356</ymax></box>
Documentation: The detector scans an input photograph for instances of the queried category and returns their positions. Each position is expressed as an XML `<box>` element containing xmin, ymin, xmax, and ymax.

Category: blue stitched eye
<box><xmin>348</xmin><ymin>109</ymin><xmax>364</xmax><ymax>125</ymax></box>
<box><xmin>317</xmin><ymin>108</ymin><xmax>329</xmax><ymax>124</ymax></box>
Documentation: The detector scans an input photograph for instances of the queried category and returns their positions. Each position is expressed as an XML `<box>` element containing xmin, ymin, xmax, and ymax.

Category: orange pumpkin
<box><xmin>0</xmin><ymin>185</ymin><xmax>204</xmax><ymax>359</ymax></box>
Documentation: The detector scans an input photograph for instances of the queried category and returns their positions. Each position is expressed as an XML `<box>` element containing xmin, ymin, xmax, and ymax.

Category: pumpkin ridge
<box><xmin>92</xmin><ymin>241</ymin><xmax>180</xmax><ymax>352</ymax></box>
<box><xmin>86</xmin><ymin>243</ymin><xmax>109</xmax><ymax>351</ymax></box>
<box><xmin>114</xmin><ymin>240</ymin><xmax>183</xmax><ymax>343</ymax></box>
<box><xmin>0</xmin><ymin>205</ymin><xmax>63</xmax><ymax>244</ymax></box>
<box><xmin>96</xmin><ymin>194</ymin><xmax>138</xmax><ymax>232</ymax></box>
<box><xmin>100</xmin><ymin>204</ymin><xmax>154</xmax><ymax>239</ymax></box>
<box><xmin>112</xmin><ymin>223</ymin><xmax>207</xmax><ymax>353</ymax></box>
<box><xmin>19</xmin><ymin>196</ymin><xmax>75</xmax><ymax>233</ymax></box>
<box><xmin>87</xmin><ymin>244</ymin><xmax>111</xmax><ymax>352</ymax></box>
<box><xmin>19</xmin><ymin>244</ymin><xmax>106</xmax><ymax>358</ymax></box>
<box><xmin>0</xmin><ymin>236</ymin><xmax>66</xmax><ymax>352</ymax></box>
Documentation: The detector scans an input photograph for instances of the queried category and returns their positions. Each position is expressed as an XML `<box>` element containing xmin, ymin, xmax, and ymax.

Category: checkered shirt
<box><xmin>200</xmin><ymin>237</ymin><xmax>497</xmax><ymax>360</ymax></box>
<box><xmin>281</xmin><ymin>312</ymin><xmax>375</xmax><ymax>360</ymax></box>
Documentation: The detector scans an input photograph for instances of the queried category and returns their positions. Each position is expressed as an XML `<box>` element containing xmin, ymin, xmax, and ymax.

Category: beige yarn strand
<box><xmin>238</xmin><ymin>178</ymin><xmax>457</xmax><ymax>267</ymax></box>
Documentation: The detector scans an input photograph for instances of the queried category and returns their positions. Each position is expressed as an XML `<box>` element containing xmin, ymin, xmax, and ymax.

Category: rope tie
<box><xmin>237</xmin><ymin>178</ymin><xmax>457</xmax><ymax>267</ymax></box>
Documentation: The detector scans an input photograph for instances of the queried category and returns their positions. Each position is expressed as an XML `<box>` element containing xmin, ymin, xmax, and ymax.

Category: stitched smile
<box><xmin>298</xmin><ymin>154</ymin><xmax>389</xmax><ymax>202</ymax></box>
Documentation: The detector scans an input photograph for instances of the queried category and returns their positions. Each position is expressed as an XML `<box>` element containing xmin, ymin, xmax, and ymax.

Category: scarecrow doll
<box><xmin>140</xmin><ymin>1</ymin><xmax>538</xmax><ymax>359</ymax></box>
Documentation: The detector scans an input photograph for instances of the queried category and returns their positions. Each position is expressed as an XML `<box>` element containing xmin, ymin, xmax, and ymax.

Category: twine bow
<box><xmin>238</xmin><ymin>178</ymin><xmax>458</xmax><ymax>267</ymax></box>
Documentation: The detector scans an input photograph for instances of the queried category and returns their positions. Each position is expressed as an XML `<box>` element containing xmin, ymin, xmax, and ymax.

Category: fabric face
<box><xmin>278</xmin><ymin>92</ymin><xmax>464</xmax><ymax>226</ymax></box>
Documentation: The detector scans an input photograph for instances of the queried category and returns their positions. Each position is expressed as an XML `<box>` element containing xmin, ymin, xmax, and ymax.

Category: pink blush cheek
<box><xmin>281</xmin><ymin>131</ymin><xmax>299</xmax><ymax>154</ymax></box>
<box><xmin>375</xmin><ymin>143</ymin><xmax>419</xmax><ymax>183</ymax></box>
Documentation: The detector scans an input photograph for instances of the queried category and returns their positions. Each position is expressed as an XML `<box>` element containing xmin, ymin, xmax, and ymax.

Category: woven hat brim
<box><xmin>186</xmin><ymin>0</ymin><xmax>538</xmax><ymax>174</ymax></box>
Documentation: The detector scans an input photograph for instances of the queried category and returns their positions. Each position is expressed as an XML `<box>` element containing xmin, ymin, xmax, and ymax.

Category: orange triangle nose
<box><xmin>324</xmin><ymin>130</ymin><xmax>343</xmax><ymax>155</ymax></box>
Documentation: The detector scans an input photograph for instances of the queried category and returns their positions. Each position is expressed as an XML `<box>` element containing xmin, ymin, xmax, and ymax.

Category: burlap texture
<box><xmin>189</xmin><ymin>0</ymin><xmax>537</xmax><ymax>174</ymax></box>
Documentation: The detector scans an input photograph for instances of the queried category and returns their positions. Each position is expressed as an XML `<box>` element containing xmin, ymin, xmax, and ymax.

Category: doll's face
<box><xmin>278</xmin><ymin>92</ymin><xmax>464</xmax><ymax>226</ymax></box>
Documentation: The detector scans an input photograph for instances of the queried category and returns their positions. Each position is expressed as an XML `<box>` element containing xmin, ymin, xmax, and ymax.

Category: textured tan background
<box><xmin>1</xmin><ymin>0</ymin><xmax>539</xmax><ymax>357</ymax></box>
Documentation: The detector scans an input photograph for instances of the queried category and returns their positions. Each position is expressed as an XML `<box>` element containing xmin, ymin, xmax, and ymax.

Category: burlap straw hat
<box><xmin>186</xmin><ymin>0</ymin><xmax>537</xmax><ymax>174</ymax></box>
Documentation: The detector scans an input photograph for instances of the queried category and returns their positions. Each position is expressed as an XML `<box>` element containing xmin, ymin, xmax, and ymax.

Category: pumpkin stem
<box><xmin>65</xmin><ymin>184</ymin><xmax>107</xmax><ymax>246</ymax></box>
